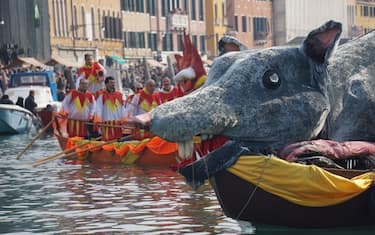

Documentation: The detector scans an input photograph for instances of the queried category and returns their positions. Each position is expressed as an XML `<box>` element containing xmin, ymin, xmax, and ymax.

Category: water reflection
<box><xmin>0</xmin><ymin>134</ymin><xmax>244</xmax><ymax>234</ymax></box>
<box><xmin>1</xmin><ymin>134</ymin><xmax>374</xmax><ymax>234</ymax></box>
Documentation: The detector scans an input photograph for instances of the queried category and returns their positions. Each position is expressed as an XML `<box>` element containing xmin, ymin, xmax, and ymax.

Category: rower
<box><xmin>60</xmin><ymin>79</ymin><xmax>96</xmax><ymax>138</ymax></box>
<box><xmin>94</xmin><ymin>76</ymin><xmax>127</xmax><ymax>140</ymax></box>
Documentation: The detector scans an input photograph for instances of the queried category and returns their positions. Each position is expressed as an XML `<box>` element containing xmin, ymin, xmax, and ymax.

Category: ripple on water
<box><xmin>0</xmin><ymin>135</ymin><xmax>248</xmax><ymax>234</ymax></box>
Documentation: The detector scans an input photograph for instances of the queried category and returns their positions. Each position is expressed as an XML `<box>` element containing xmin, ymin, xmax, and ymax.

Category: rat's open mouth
<box><xmin>181</xmin><ymin>135</ymin><xmax>229</xmax><ymax>162</ymax></box>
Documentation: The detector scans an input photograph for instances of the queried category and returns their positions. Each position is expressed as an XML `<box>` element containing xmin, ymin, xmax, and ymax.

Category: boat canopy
<box><xmin>9</xmin><ymin>71</ymin><xmax>58</xmax><ymax>101</ymax></box>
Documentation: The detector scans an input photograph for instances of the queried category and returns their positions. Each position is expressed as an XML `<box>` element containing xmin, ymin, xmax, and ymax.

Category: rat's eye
<box><xmin>262</xmin><ymin>70</ymin><xmax>281</xmax><ymax>90</ymax></box>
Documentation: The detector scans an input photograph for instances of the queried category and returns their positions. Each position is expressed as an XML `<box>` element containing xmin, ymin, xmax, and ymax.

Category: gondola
<box><xmin>178</xmin><ymin>141</ymin><xmax>375</xmax><ymax>228</ymax></box>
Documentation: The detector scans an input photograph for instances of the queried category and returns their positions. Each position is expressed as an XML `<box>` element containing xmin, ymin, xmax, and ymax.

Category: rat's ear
<box><xmin>302</xmin><ymin>20</ymin><xmax>342</xmax><ymax>64</ymax></box>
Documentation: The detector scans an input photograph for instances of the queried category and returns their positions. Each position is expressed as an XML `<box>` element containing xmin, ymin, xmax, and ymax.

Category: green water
<box><xmin>0</xmin><ymin>134</ymin><xmax>373</xmax><ymax>234</ymax></box>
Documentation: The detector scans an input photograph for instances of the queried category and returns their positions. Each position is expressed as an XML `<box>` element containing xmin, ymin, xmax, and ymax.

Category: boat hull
<box><xmin>0</xmin><ymin>104</ymin><xmax>35</xmax><ymax>134</ymax></box>
<box><xmin>56</xmin><ymin>134</ymin><xmax>178</xmax><ymax>167</ymax></box>
<box><xmin>210</xmin><ymin>169</ymin><xmax>375</xmax><ymax>228</ymax></box>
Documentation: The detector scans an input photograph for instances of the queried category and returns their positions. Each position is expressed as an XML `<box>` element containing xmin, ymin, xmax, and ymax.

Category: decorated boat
<box><xmin>52</xmin><ymin>115</ymin><xmax>179</xmax><ymax>167</ymax></box>
<box><xmin>141</xmin><ymin>21</ymin><xmax>375</xmax><ymax>228</ymax></box>
<box><xmin>0</xmin><ymin>104</ymin><xmax>36</xmax><ymax>134</ymax></box>
<box><xmin>54</xmin><ymin>134</ymin><xmax>178</xmax><ymax>167</ymax></box>
<box><xmin>177</xmin><ymin>141</ymin><xmax>375</xmax><ymax>228</ymax></box>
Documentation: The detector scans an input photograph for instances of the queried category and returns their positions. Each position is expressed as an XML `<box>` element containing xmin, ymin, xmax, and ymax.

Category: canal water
<box><xmin>0</xmin><ymin>133</ymin><xmax>374</xmax><ymax>234</ymax></box>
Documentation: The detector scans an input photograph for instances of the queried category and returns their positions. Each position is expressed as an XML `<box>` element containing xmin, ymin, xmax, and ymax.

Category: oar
<box><xmin>30</xmin><ymin>136</ymin><xmax>102</xmax><ymax>166</ymax></box>
<box><xmin>16</xmin><ymin>119</ymin><xmax>54</xmax><ymax>160</ymax></box>
<box><xmin>57</xmin><ymin>115</ymin><xmax>136</xmax><ymax>130</ymax></box>
<box><xmin>31</xmin><ymin>134</ymin><xmax>134</xmax><ymax>167</ymax></box>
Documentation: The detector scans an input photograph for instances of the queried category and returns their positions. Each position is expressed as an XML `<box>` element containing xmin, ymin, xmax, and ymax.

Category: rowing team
<box><xmin>57</xmin><ymin>76</ymin><xmax>185</xmax><ymax>141</ymax></box>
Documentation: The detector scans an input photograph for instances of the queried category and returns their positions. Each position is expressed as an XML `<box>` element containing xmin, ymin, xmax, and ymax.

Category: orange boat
<box><xmin>55</xmin><ymin>134</ymin><xmax>179</xmax><ymax>167</ymax></box>
<box><xmin>53</xmin><ymin>117</ymin><xmax>179</xmax><ymax>167</ymax></box>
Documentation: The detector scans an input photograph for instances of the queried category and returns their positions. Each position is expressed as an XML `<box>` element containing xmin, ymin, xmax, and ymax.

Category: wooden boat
<box><xmin>178</xmin><ymin>142</ymin><xmax>375</xmax><ymax>228</ymax></box>
<box><xmin>0</xmin><ymin>104</ymin><xmax>36</xmax><ymax>134</ymax></box>
<box><xmin>54</xmin><ymin>130</ymin><xmax>178</xmax><ymax>167</ymax></box>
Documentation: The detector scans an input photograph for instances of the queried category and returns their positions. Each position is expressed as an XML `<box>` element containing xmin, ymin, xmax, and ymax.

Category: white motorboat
<box><xmin>0</xmin><ymin>104</ymin><xmax>36</xmax><ymax>134</ymax></box>
<box><xmin>5</xmin><ymin>71</ymin><xmax>62</xmax><ymax>129</ymax></box>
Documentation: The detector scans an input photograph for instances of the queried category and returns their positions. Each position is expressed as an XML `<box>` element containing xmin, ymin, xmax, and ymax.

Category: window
<box><xmin>253</xmin><ymin>17</ymin><xmax>268</xmax><ymax>40</ymax></box>
<box><xmin>148</xmin><ymin>33</ymin><xmax>157</xmax><ymax>51</ymax></box>
<box><xmin>242</xmin><ymin>16</ymin><xmax>247</xmax><ymax>32</ymax></box>
<box><xmin>52</xmin><ymin>0</ymin><xmax>57</xmax><ymax>36</ymax></box>
<box><xmin>161</xmin><ymin>0</ymin><xmax>168</xmax><ymax>17</ymax></box>
<box><xmin>136</xmin><ymin>0</ymin><xmax>144</xmax><ymax>12</ymax></box>
<box><xmin>222</xmin><ymin>1</ymin><xmax>226</xmax><ymax>25</ymax></box>
<box><xmin>81</xmin><ymin>6</ymin><xmax>86</xmax><ymax>38</ymax></box>
<box><xmin>199</xmin><ymin>35</ymin><xmax>205</xmax><ymax>52</ymax></box>
<box><xmin>214</xmin><ymin>2</ymin><xmax>218</xmax><ymax>24</ymax></box>
<box><xmin>191</xmin><ymin>0</ymin><xmax>196</xmax><ymax>20</ymax></box>
<box><xmin>146</xmin><ymin>0</ymin><xmax>156</xmax><ymax>16</ymax></box>
<box><xmin>171</xmin><ymin>0</ymin><xmax>179</xmax><ymax>9</ymax></box>
<box><xmin>123</xmin><ymin>32</ymin><xmax>127</xmax><ymax>47</ymax></box>
<box><xmin>139</xmin><ymin>32</ymin><xmax>145</xmax><ymax>48</ymax></box>
<box><xmin>364</xmin><ymin>6</ymin><xmax>369</xmax><ymax>16</ymax></box>
<box><xmin>162</xmin><ymin>33</ymin><xmax>174</xmax><ymax>51</ymax></box>
<box><xmin>103</xmin><ymin>15</ymin><xmax>122</xmax><ymax>40</ymax></box>
<box><xmin>91</xmin><ymin>7</ymin><xmax>96</xmax><ymax>39</ymax></box>
<box><xmin>234</xmin><ymin>16</ymin><xmax>238</xmax><ymax>31</ymax></box>
<box><xmin>168</xmin><ymin>33</ymin><xmax>174</xmax><ymax>51</ymax></box>
<box><xmin>62</xmin><ymin>0</ymin><xmax>68</xmax><ymax>36</ymax></box>
<box><xmin>56</xmin><ymin>0</ymin><xmax>62</xmax><ymax>36</ymax></box>
<box><xmin>162</xmin><ymin>34</ymin><xmax>167</xmax><ymax>50</ymax></box>
<box><xmin>129</xmin><ymin>32</ymin><xmax>137</xmax><ymax>48</ymax></box>
<box><xmin>73</xmin><ymin>6</ymin><xmax>78</xmax><ymax>37</ymax></box>
<box><xmin>98</xmin><ymin>9</ymin><xmax>101</xmax><ymax>39</ymax></box>
<box><xmin>192</xmin><ymin>35</ymin><xmax>197</xmax><ymax>47</ymax></box>
<box><xmin>183</xmin><ymin>0</ymin><xmax>189</xmax><ymax>13</ymax></box>
<box><xmin>199</xmin><ymin>0</ymin><xmax>204</xmax><ymax>21</ymax></box>
<box><xmin>121</xmin><ymin>0</ymin><xmax>137</xmax><ymax>11</ymax></box>
<box><xmin>127</xmin><ymin>32</ymin><xmax>146</xmax><ymax>48</ymax></box>
<box><xmin>177</xmin><ymin>34</ymin><xmax>183</xmax><ymax>51</ymax></box>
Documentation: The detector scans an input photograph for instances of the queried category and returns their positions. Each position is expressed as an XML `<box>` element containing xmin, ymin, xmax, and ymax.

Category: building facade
<box><xmin>355</xmin><ymin>0</ymin><xmax>375</xmax><ymax>34</ymax></box>
<box><xmin>0</xmin><ymin>0</ymin><xmax>50</xmax><ymax>65</ymax></box>
<box><xmin>272</xmin><ymin>0</ymin><xmax>352</xmax><ymax>45</ymax></box>
<box><xmin>49</xmin><ymin>0</ymin><xmax>123</xmax><ymax>65</ymax></box>
<box><xmin>226</xmin><ymin>0</ymin><xmax>273</xmax><ymax>49</ymax></box>
<box><xmin>205</xmin><ymin>0</ymin><xmax>229</xmax><ymax>58</ymax></box>
<box><xmin>121</xmin><ymin>0</ymin><xmax>206</xmax><ymax>63</ymax></box>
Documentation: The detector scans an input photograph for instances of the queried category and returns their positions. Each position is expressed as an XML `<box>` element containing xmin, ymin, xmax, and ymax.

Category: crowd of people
<box><xmin>0</xmin><ymin>35</ymin><xmax>246</xmax><ymax>140</ymax></box>
<box><xmin>58</xmin><ymin>53</ymin><xmax>192</xmax><ymax>141</ymax></box>
<box><xmin>57</xmin><ymin>34</ymin><xmax>247</xmax><ymax>141</ymax></box>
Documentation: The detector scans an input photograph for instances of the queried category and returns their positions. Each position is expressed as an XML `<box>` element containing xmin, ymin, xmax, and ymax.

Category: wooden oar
<box><xmin>16</xmin><ymin>119</ymin><xmax>54</xmax><ymax>160</ymax></box>
<box><xmin>55</xmin><ymin>115</ymin><xmax>136</xmax><ymax>130</ymax></box>
<box><xmin>31</xmin><ymin>135</ymin><xmax>134</xmax><ymax>167</ymax></box>
<box><xmin>30</xmin><ymin>136</ymin><xmax>102</xmax><ymax>166</ymax></box>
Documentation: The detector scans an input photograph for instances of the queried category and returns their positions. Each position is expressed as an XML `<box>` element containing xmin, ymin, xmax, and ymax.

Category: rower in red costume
<box><xmin>155</xmin><ymin>76</ymin><xmax>181</xmax><ymax>104</ymax></box>
<box><xmin>76</xmin><ymin>53</ymin><xmax>106</xmax><ymax>94</ymax></box>
<box><xmin>60</xmin><ymin>79</ymin><xmax>95</xmax><ymax>137</ymax></box>
<box><xmin>94</xmin><ymin>76</ymin><xmax>126</xmax><ymax>140</ymax></box>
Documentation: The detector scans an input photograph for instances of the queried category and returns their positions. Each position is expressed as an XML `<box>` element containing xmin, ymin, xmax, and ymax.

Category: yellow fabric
<box><xmin>72</xmin><ymin>97</ymin><xmax>90</xmax><ymax>111</ymax></box>
<box><xmin>104</xmin><ymin>99</ymin><xmax>122</xmax><ymax>112</ymax></box>
<box><xmin>122</xmin><ymin>151</ymin><xmax>140</xmax><ymax>164</ymax></box>
<box><xmin>194</xmin><ymin>75</ymin><xmax>207</xmax><ymax>90</ymax></box>
<box><xmin>227</xmin><ymin>155</ymin><xmax>375</xmax><ymax>207</ymax></box>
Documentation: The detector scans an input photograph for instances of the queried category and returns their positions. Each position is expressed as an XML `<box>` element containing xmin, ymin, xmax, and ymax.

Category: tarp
<box><xmin>108</xmin><ymin>55</ymin><xmax>126</xmax><ymax>65</ymax></box>
<box><xmin>17</xmin><ymin>57</ymin><xmax>46</xmax><ymax>68</ymax></box>
<box><xmin>46</xmin><ymin>54</ymin><xmax>77</xmax><ymax>67</ymax></box>
<box><xmin>147</xmin><ymin>59</ymin><xmax>164</xmax><ymax>68</ymax></box>
<box><xmin>228</xmin><ymin>155</ymin><xmax>375</xmax><ymax>207</ymax></box>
